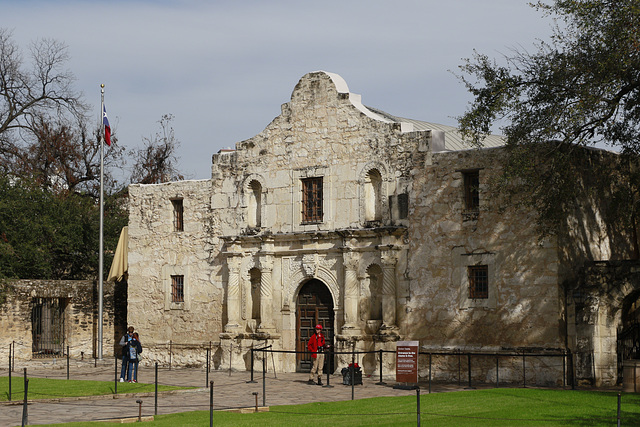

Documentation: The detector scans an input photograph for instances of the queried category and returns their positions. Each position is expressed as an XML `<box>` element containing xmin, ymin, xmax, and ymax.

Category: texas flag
<box><xmin>103</xmin><ymin>104</ymin><xmax>111</xmax><ymax>146</ymax></box>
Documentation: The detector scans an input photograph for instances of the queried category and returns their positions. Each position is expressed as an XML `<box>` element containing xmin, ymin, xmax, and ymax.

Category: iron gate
<box><xmin>31</xmin><ymin>298</ymin><xmax>66</xmax><ymax>358</ymax></box>
<box><xmin>617</xmin><ymin>322</ymin><xmax>640</xmax><ymax>383</ymax></box>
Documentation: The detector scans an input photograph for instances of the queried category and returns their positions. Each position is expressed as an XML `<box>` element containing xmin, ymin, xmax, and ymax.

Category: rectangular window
<box><xmin>171</xmin><ymin>275</ymin><xmax>184</xmax><ymax>302</ymax></box>
<box><xmin>302</xmin><ymin>177</ymin><xmax>323</xmax><ymax>223</ymax></box>
<box><xmin>463</xmin><ymin>171</ymin><xmax>480</xmax><ymax>212</ymax></box>
<box><xmin>172</xmin><ymin>199</ymin><xmax>184</xmax><ymax>231</ymax></box>
<box><xmin>468</xmin><ymin>265</ymin><xmax>489</xmax><ymax>299</ymax></box>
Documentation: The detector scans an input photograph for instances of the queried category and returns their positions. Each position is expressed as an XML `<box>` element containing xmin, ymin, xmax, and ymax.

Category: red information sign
<box><xmin>396</xmin><ymin>341</ymin><xmax>419</xmax><ymax>384</ymax></box>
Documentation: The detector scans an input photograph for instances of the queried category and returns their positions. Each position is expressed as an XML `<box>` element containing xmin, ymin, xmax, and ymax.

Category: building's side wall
<box><xmin>407</xmin><ymin>148</ymin><xmax>564</xmax><ymax>383</ymax></box>
<box><xmin>0</xmin><ymin>279</ymin><xmax>116</xmax><ymax>361</ymax></box>
<box><xmin>127</xmin><ymin>179</ymin><xmax>224</xmax><ymax>366</ymax></box>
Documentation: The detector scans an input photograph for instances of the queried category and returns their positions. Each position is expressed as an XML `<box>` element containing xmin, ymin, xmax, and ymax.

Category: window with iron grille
<box><xmin>468</xmin><ymin>265</ymin><xmax>489</xmax><ymax>299</ymax></box>
<box><xmin>463</xmin><ymin>171</ymin><xmax>480</xmax><ymax>212</ymax></box>
<box><xmin>171</xmin><ymin>275</ymin><xmax>184</xmax><ymax>302</ymax></box>
<box><xmin>172</xmin><ymin>199</ymin><xmax>184</xmax><ymax>231</ymax></box>
<box><xmin>302</xmin><ymin>177</ymin><xmax>323</xmax><ymax>223</ymax></box>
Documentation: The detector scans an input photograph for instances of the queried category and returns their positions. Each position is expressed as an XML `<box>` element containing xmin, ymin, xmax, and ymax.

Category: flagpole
<box><xmin>98</xmin><ymin>84</ymin><xmax>105</xmax><ymax>360</ymax></box>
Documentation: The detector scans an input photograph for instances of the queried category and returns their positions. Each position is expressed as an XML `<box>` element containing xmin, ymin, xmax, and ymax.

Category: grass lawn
<box><xmin>0</xmin><ymin>376</ymin><xmax>192</xmax><ymax>401</ymax></box>
<box><xmin>27</xmin><ymin>388</ymin><xmax>640</xmax><ymax>426</ymax></box>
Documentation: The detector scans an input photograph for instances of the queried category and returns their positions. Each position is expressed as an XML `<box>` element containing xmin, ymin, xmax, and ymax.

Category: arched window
<box><xmin>247</xmin><ymin>180</ymin><xmax>262</xmax><ymax>227</ymax></box>
<box><xmin>364</xmin><ymin>169</ymin><xmax>382</xmax><ymax>222</ymax></box>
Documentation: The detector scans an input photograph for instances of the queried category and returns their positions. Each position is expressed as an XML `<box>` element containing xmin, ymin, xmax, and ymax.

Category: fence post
<box><xmin>206</xmin><ymin>348</ymin><xmax>210</xmax><ymax>388</ymax></box>
<box><xmin>155</xmin><ymin>362</ymin><xmax>158</xmax><ymax>416</ymax></box>
<box><xmin>496</xmin><ymin>354</ymin><xmax>499</xmax><ymax>388</ymax></box>
<box><xmin>428</xmin><ymin>353</ymin><xmax>432</xmax><ymax>394</ymax></box>
<box><xmin>21</xmin><ymin>370</ymin><xmax>28</xmax><ymax>427</ymax></box>
<box><xmin>324</xmin><ymin>346</ymin><xmax>333</xmax><ymax>388</ymax></box>
<box><xmin>376</xmin><ymin>349</ymin><xmax>386</xmax><ymax>385</ymax></box>
<box><xmin>522</xmin><ymin>351</ymin><xmax>526</xmax><ymax>388</ymax></box>
<box><xmin>457</xmin><ymin>350</ymin><xmax>461</xmax><ymax>386</ymax></box>
<box><xmin>465</xmin><ymin>353</ymin><xmax>474</xmax><ymax>389</ymax></box>
<box><xmin>351</xmin><ymin>345</ymin><xmax>355</xmax><ymax>401</ymax></box>
<box><xmin>617</xmin><ymin>392</ymin><xmax>621</xmax><ymax>427</ymax></box>
<box><xmin>562</xmin><ymin>350</ymin><xmax>566</xmax><ymax>388</ymax></box>
<box><xmin>262</xmin><ymin>348</ymin><xmax>266</xmax><ymax>407</ymax></box>
<box><xmin>8</xmin><ymin>345</ymin><xmax>12</xmax><ymax>402</ymax></box>
<box><xmin>416</xmin><ymin>387</ymin><xmax>421</xmax><ymax>427</ymax></box>
<box><xmin>12</xmin><ymin>340</ymin><xmax>15</xmax><ymax>372</ymax></box>
<box><xmin>114</xmin><ymin>355</ymin><xmax>118</xmax><ymax>394</ymax></box>
<box><xmin>66</xmin><ymin>345</ymin><xmax>70</xmax><ymax>380</ymax></box>
<box><xmin>169</xmin><ymin>340</ymin><xmax>172</xmax><ymax>371</ymax></box>
<box><xmin>209</xmin><ymin>381</ymin><xmax>214</xmax><ymax>427</ymax></box>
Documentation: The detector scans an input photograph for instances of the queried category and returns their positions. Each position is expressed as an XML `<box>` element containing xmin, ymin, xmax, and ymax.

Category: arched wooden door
<box><xmin>296</xmin><ymin>279</ymin><xmax>334</xmax><ymax>373</ymax></box>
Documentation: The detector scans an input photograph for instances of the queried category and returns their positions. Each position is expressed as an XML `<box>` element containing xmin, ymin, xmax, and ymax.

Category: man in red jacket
<box><xmin>307</xmin><ymin>324</ymin><xmax>326</xmax><ymax>385</ymax></box>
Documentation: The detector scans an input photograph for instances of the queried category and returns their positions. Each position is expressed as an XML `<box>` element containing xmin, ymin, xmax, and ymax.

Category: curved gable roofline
<box><xmin>310</xmin><ymin>71</ymin><xmax>415</xmax><ymax>133</ymax></box>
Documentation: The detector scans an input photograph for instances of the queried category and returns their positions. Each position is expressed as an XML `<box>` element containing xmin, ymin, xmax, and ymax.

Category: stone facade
<box><xmin>0</xmin><ymin>279</ymin><xmax>119</xmax><ymax>362</ymax></box>
<box><xmin>127</xmin><ymin>71</ymin><xmax>635</xmax><ymax>385</ymax></box>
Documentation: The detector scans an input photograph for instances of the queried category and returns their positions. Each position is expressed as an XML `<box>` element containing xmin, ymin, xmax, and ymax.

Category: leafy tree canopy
<box><xmin>457</xmin><ymin>0</ymin><xmax>640</xmax><ymax>247</ymax></box>
<box><xmin>0</xmin><ymin>176</ymin><xmax>127</xmax><ymax>280</ymax></box>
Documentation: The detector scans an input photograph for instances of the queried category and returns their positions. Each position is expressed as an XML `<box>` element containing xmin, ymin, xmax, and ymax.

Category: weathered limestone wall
<box><xmin>0</xmin><ymin>279</ymin><xmax>116</xmax><ymax>361</ymax></box>
<box><xmin>210</xmin><ymin>71</ymin><xmax>429</xmax><ymax>236</ymax></box>
<box><xmin>407</xmin><ymin>148</ymin><xmax>563</xmax><ymax>350</ymax></box>
<box><xmin>127</xmin><ymin>179</ymin><xmax>224</xmax><ymax>366</ymax></box>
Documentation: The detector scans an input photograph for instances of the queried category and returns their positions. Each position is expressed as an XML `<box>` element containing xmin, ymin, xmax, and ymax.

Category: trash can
<box><xmin>341</xmin><ymin>363</ymin><xmax>363</xmax><ymax>385</ymax></box>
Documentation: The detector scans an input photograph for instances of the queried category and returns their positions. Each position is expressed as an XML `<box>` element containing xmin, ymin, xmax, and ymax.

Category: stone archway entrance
<box><xmin>296</xmin><ymin>279</ymin><xmax>334</xmax><ymax>373</ymax></box>
<box><xmin>575</xmin><ymin>261</ymin><xmax>640</xmax><ymax>386</ymax></box>
<box><xmin>617</xmin><ymin>289</ymin><xmax>640</xmax><ymax>383</ymax></box>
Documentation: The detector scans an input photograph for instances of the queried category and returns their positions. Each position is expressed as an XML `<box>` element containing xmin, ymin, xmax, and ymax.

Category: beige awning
<box><xmin>107</xmin><ymin>226</ymin><xmax>128</xmax><ymax>282</ymax></box>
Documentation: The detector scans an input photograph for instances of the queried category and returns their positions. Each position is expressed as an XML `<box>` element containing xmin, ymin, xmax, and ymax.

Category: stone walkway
<box><xmin>0</xmin><ymin>362</ymin><xmax>467</xmax><ymax>426</ymax></box>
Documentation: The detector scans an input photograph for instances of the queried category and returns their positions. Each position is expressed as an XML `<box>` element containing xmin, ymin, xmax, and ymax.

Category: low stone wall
<box><xmin>0</xmin><ymin>279</ymin><xmax>120</xmax><ymax>362</ymax></box>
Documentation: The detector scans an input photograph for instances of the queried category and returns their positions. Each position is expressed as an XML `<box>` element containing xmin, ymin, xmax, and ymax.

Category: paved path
<box><xmin>0</xmin><ymin>363</ymin><xmax>464</xmax><ymax>426</ymax></box>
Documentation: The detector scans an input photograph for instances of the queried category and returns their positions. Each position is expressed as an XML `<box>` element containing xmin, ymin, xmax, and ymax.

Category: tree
<box><xmin>457</xmin><ymin>0</ymin><xmax>640</xmax><ymax>246</ymax></box>
<box><xmin>0</xmin><ymin>175</ymin><xmax>127</xmax><ymax>280</ymax></box>
<box><xmin>0</xmin><ymin>28</ymin><xmax>125</xmax><ymax>197</ymax></box>
<box><xmin>129</xmin><ymin>114</ymin><xmax>183</xmax><ymax>184</ymax></box>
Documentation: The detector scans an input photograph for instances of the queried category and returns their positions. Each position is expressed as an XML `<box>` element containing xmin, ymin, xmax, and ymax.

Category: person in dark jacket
<box><xmin>307</xmin><ymin>324</ymin><xmax>327</xmax><ymax>385</ymax></box>
<box><xmin>118</xmin><ymin>326</ymin><xmax>134</xmax><ymax>382</ymax></box>
<box><xmin>127</xmin><ymin>332</ymin><xmax>142</xmax><ymax>383</ymax></box>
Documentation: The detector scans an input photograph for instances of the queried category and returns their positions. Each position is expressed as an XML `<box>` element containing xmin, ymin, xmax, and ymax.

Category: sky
<box><xmin>3</xmin><ymin>0</ymin><xmax>553</xmax><ymax>181</ymax></box>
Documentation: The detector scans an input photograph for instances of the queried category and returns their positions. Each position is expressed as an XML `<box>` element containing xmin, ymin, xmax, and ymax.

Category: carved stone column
<box><xmin>380</xmin><ymin>249</ymin><xmax>398</xmax><ymax>330</ymax></box>
<box><xmin>342</xmin><ymin>250</ymin><xmax>361</xmax><ymax>334</ymax></box>
<box><xmin>224</xmin><ymin>254</ymin><xmax>242</xmax><ymax>333</ymax></box>
<box><xmin>258</xmin><ymin>254</ymin><xmax>275</xmax><ymax>332</ymax></box>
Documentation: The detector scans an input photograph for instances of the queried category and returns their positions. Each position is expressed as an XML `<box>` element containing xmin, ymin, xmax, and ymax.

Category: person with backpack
<box><xmin>127</xmin><ymin>332</ymin><xmax>142</xmax><ymax>383</ymax></box>
<box><xmin>118</xmin><ymin>326</ymin><xmax>134</xmax><ymax>382</ymax></box>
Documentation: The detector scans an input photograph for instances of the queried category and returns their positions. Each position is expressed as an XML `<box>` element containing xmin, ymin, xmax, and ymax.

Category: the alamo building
<box><xmin>126</xmin><ymin>71</ymin><xmax>640</xmax><ymax>387</ymax></box>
